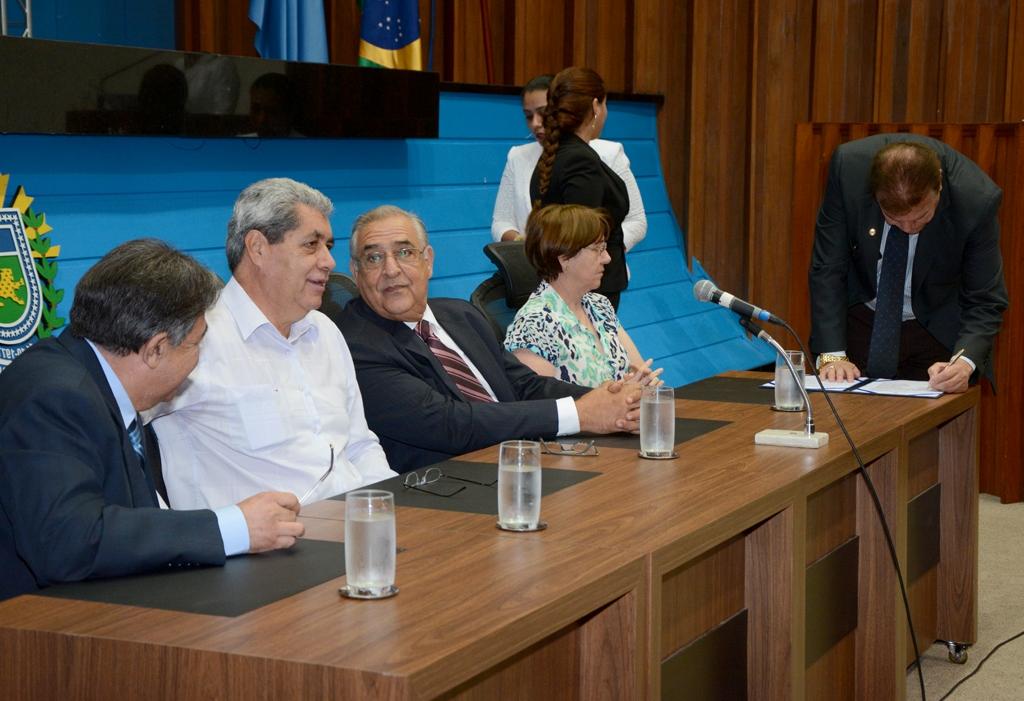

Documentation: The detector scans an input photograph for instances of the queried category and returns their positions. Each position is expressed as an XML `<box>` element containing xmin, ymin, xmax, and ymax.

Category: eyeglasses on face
<box><xmin>583</xmin><ymin>241</ymin><xmax>608</xmax><ymax>254</ymax></box>
<box><xmin>355</xmin><ymin>245</ymin><xmax>427</xmax><ymax>270</ymax></box>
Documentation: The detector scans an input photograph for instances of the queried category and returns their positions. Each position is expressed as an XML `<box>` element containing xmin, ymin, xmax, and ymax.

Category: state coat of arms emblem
<box><xmin>0</xmin><ymin>173</ymin><xmax>63</xmax><ymax>370</ymax></box>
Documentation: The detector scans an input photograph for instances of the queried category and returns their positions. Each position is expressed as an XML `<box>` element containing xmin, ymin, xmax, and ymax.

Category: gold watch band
<box><xmin>817</xmin><ymin>353</ymin><xmax>849</xmax><ymax>367</ymax></box>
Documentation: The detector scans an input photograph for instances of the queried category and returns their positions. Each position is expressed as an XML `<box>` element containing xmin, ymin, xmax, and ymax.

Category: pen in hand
<box><xmin>948</xmin><ymin>348</ymin><xmax>966</xmax><ymax>366</ymax></box>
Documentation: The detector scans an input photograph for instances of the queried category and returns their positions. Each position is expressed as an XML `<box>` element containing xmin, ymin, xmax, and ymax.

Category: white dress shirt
<box><xmin>826</xmin><ymin>222</ymin><xmax>974</xmax><ymax>370</ymax></box>
<box><xmin>490</xmin><ymin>139</ymin><xmax>648</xmax><ymax>251</ymax></box>
<box><xmin>88</xmin><ymin>341</ymin><xmax>249</xmax><ymax>555</ymax></box>
<box><xmin>407</xmin><ymin>305</ymin><xmax>581</xmax><ymax>435</ymax></box>
<box><xmin>147</xmin><ymin>278</ymin><xmax>396</xmax><ymax>510</ymax></box>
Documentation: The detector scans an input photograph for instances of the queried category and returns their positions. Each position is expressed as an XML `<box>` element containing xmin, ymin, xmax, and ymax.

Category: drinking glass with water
<box><xmin>497</xmin><ymin>440</ymin><xmax>546</xmax><ymax>531</ymax></box>
<box><xmin>774</xmin><ymin>350</ymin><xmax>806</xmax><ymax>411</ymax></box>
<box><xmin>342</xmin><ymin>489</ymin><xmax>397</xmax><ymax>598</ymax></box>
<box><xmin>640</xmin><ymin>385</ymin><xmax>676</xmax><ymax>459</ymax></box>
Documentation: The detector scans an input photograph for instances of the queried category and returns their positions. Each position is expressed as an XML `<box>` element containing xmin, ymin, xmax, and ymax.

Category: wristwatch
<box><xmin>816</xmin><ymin>353</ymin><xmax>849</xmax><ymax>369</ymax></box>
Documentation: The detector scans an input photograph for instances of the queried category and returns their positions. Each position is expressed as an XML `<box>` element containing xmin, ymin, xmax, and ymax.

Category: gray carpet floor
<box><xmin>907</xmin><ymin>494</ymin><xmax>1024</xmax><ymax>700</ymax></box>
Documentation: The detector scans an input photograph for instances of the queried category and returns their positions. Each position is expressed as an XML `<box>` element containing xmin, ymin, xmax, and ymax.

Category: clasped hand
<box><xmin>625</xmin><ymin>357</ymin><xmax>664</xmax><ymax>387</ymax></box>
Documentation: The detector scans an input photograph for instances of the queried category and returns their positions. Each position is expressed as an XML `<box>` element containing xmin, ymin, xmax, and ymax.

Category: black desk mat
<box><xmin>578</xmin><ymin>417</ymin><xmax>731</xmax><ymax>449</ymax></box>
<box><xmin>39</xmin><ymin>538</ymin><xmax>344</xmax><ymax>617</ymax></box>
<box><xmin>345</xmin><ymin>459</ymin><xmax>600</xmax><ymax>515</ymax></box>
<box><xmin>675</xmin><ymin>376</ymin><xmax>774</xmax><ymax>405</ymax></box>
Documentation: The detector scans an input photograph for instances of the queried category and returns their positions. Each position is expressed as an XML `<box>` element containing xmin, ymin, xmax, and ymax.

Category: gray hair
<box><xmin>226</xmin><ymin>178</ymin><xmax>333</xmax><ymax>272</ymax></box>
<box><xmin>69</xmin><ymin>239</ymin><xmax>222</xmax><ymax>355</ymax></box>
<box><xmin>349</xmin><ymin>205</ymin><xmax>429</xmax><ymax>263</ymax></box>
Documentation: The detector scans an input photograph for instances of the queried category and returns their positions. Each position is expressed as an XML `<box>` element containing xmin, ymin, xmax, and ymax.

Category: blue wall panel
<box><xmin>5</xmin><ymin>1</ymin><xmax>175</xmax><ymax>49</ymax></box>
<box><xmin>0</xmin><ymin>90</ymin><xmax>772</xmax><ymax>384</ymax></box>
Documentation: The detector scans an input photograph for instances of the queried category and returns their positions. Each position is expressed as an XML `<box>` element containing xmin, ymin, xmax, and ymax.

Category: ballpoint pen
<box><xmin>948</xmin><ymin>348</ymin><xmax>966</xmax><ymax>365</ymax></box>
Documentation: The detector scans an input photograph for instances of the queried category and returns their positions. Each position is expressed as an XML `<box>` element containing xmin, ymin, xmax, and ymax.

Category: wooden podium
<box><xmin>790</xmin><ymin>123</ymin><xmax>1024</xmax><ymax>503</ymax></box>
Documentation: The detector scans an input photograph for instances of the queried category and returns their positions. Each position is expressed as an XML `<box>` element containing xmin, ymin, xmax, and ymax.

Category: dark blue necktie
<box><xmin>128</xmin><ymin>416</ymin><xmax>145</xmax><ymax>465</ymax></box>
<box><xmin>867</xmin><ymin>226</ymin><xmax>910</xmax><ymax>378</ymax></box>
<box><xmin>127</xmin><ymin>416</ymin><xmax>162</xmax><ymax>505</ymax></box>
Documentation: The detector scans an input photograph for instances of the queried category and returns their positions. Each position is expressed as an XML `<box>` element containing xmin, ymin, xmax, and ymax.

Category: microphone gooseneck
<box><xmin>738</xmin><ymin>317</ymin><xmax>815</xmax><ymax>435</ymax></box>
<box><xmin>692</xmin><ymin>280</ymin><xmax>783</xmax><ymax>324</ymax></box>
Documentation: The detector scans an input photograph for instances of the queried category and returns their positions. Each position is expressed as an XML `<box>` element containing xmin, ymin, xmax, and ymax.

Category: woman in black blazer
<box><xmin>530</xmin><ymin>67</ymin><xmax>630</xmax><ymax>309</ymax></box>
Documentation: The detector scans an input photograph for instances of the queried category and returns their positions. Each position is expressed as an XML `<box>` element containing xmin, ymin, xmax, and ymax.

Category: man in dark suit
<box><xmin>0</xmin><ymin>239</ymin><xmax>304</xmax><ymax>601</ymax></box>
<box><xmin>335</xmin><ymin>205</ymin><xmax>641</xmax><ymax>473</ymax></box>
<box><xmin>808</xmin><ymin>134</ymin><xmax>1008</xmax><ymax>393</ymax></box>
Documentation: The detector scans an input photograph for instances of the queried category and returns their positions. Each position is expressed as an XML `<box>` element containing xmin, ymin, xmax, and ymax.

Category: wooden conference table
<box><xmin>0</xmin><ymin>373</ymin><xmax>978</xmax><ymax>700</ymax></box>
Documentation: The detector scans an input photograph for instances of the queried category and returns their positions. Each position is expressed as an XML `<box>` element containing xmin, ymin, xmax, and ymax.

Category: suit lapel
<box><xmin>855</xmin><ymin>197</ymin><xmax>885</xmax><ymax>295</ymax></box>
<box><xmin>910</xmin><ymin>191</ymin><xmax>951</xmax><ymax>297</ymax></box>
<box><xmin>57</xmin><ymin>332</ymin><xmax>155</xmax><ymax>507</ymax></box>
<box><xmin>353</xmin><ymin>298</ymin><xmax>465</xmax><ymax>399</ymax></box>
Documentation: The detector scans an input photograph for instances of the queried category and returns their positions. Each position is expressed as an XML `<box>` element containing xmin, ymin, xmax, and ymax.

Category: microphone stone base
<box><xmin>754</xmin><ymin>429</ymin><xmax>830</xmax><ymax>449</ymax></box>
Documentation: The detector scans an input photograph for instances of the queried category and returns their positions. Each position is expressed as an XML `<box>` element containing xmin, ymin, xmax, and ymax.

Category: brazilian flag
<box><xmin>358</xmin><ymin>0</ymin><xmax>422</xmax><ymax>70</ymax></box>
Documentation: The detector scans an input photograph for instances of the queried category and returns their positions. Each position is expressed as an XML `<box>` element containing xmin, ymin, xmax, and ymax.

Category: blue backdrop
<box><xmin>2</xmin><ymin>1</ymin><xmax>174</xmax><ymax>49</ymax></box>
<box><xmin>0</xmin><ymin>89</ymin><xmax>772</xmax><ymax>385</ymax></box>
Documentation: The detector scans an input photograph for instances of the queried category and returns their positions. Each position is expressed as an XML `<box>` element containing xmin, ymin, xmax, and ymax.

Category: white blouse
<box><xmin>490</xmin><ymin>139</ymin><xmax>648</xmax><ymax>250</ymax></box>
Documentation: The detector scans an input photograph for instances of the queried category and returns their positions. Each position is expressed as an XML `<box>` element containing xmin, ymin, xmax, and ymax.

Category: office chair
<box><xmin>471</xmin><ymin>273</ymin><xmax>518</xmax><ymax>344</ymax></box>
<box><xmin>320</xmin><ymin>272</ymin><xmax>360</xmax><ymax>327</ymax></box>
<box><xmin>472</xmin><ymin>242</ymin><xmax>541</xmax><ymax>343</ymax></box>
<box><xmin>482</xmin><ymin>241</ymin><xmax>540</xmax><ymax>308</ymax></box>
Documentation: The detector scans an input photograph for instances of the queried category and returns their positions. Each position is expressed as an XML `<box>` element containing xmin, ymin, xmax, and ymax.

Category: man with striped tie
<box><xmin>0</xmin><ymin>239</ymin><xmax>304</xmax><ymax>601</ymax></box>
<box><xmin>338</xmin><ymin>205</ymin><xmax>642</xmax><ymax>473</ymax></box>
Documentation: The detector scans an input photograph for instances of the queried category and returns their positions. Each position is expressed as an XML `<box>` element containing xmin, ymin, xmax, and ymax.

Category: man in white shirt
<box><xmin>490</xmin><ymin>74</ymin><xmax>647</xmax><ymax>249</ymax></box>
<box><xmin>149</xmin><ymin>178</ymin><xmax>395</xmax><ymax>509</ymax></box>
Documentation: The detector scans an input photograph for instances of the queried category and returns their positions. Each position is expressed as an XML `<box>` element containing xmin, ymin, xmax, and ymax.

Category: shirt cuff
<box><xmin>555</xmin><ymin>396</ymin><xmax>581</xmax><ymax>436</ymax></box>
<box><xmin>958</xmin><ymin>355</ymin><xmax>977</xmax><ymax>371</ymax></box>
<box><xmin>215</xmin><ymin>505</ymin><xmax>250</xmax><ymax>557</ymax></box>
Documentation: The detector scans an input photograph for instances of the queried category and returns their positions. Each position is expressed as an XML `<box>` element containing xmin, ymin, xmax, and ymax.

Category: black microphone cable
<box><xmin>741</xmin><ymin>316</ymin><xmax>928</xmax><ymax>701</ymax></box>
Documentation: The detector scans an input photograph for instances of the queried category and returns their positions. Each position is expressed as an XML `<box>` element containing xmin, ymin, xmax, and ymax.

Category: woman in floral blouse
<box><xmin>504</xmin><ymin>204</ymin><xmax>662</xmax><ymax>387</ymax></box>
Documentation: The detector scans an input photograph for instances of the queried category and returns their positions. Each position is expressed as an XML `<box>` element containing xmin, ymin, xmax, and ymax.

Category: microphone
<box><xmin>693</xmin><ymin>279</ymin><xmax>784</xmax><ymax>325</ymax></box>
<box><xmin>737</xmin><ymin>317</ymin><xmax>828</xmax><ymax>449</ymax></box>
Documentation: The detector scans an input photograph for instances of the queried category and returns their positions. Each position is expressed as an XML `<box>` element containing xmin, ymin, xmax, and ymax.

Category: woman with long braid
<box><xmin>530</xmin><ymin>67</ymin><xmax>630</xmax><ymax>310</ymax></box>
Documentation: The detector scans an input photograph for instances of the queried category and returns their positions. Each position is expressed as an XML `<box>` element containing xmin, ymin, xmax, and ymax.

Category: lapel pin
<box><xmin>868</xmin><ymin>227</ymin><xmax>877</xmax><ymax>237</ymax></box>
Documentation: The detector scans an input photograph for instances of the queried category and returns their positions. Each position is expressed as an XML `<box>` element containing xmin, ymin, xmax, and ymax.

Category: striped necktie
<box><xmin>416</xmin><ymin>319</ymin><xmax>495</xmax><ymax>403</ymax></box>
<box><xmin>866</xmin><ymin>226</ymin><xmax>910</xmax><ymax>379</ymax></box>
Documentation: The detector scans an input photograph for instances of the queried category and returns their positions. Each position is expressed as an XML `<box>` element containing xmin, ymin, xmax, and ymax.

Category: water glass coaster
<box><xmin>638</xmin><ymin>451</ymin><xmax>678</xmax><ymax>460</ymax></box>
<box><xmin>338</xmin><ymin>584</ymin><xmax>400</xmax><ymax>600</ymax></box>
<box><xmin>496</xmin><ymin>520</ymin><xmax>548</xmax><ymax>532</ymax></box>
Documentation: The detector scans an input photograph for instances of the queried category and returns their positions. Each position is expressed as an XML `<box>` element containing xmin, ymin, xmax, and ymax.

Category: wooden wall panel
<box><xmin>323</xmin><ymin>0</ymin><xmax>359</xmax><ymax>66</ymax></box>
<box><xmin>176</xmin><ymin>0</ymin><xmax>256</xmax><ymax>57</ymax></box>
<box><xmin>873</xmin><ymin>0</ymin><xmax>944</xmax><ymax>122</ymax></box>
<box><xmin>632</xmin><ymin>0</ymin><xmax>689</xmax><ymax>243</ymax></box>
<box><xmin>747</xmin><ymin>0</ymin><xmax>813</xmax><ymax>312</ymax></box>
<box><xmin>512</xmin><ymin>3</ymin><xmax>573</xmax><ymax>84</ymax></box>
<box><xmin>445</xmin><ymin>0</ymin><xmax>508</xmax><ymax>84</ymax></box>
<box><xmin>1007</xmin><ymin>1</ymin><xmax>1024</xmax><ymax>119</ymax></box>
<box><xmin>941</xmin><ymin>1</ymin><xmax>1012</xmax><ymax>121</ymax></box>
<box><xmin>571</xmin><ymin>0</ymin><xmax>633</xmax><ymax>93</ymax></box>
<box><xmin>687</xmin><ymin>0</ymin><xmax>751</xmax><ymax>297</ymax></box>
<box><xmin>810</xmin><ymin>0</ymin><xmax>878</xmax><ymax>122</ymax></box>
